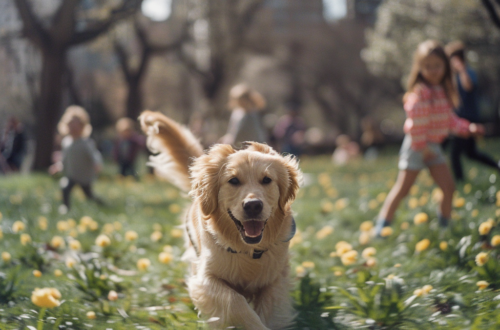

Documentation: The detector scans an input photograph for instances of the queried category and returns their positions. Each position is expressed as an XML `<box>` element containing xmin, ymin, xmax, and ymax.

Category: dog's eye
<box><xmin>262</xmin><ymin>176</ymin><xmax>272</xmax><ymax>184</ymax></box>
<box><xmin>228</xmin><ymin>178</ymin><xmax>240</xmax><ymax>185</ymax></box>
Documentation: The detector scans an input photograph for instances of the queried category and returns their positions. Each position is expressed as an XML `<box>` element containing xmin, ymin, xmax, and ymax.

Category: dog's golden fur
<box><xmin>140</xmin><ymin>111</ymin><xmax>301</xmax><ymax>330</ymax></box>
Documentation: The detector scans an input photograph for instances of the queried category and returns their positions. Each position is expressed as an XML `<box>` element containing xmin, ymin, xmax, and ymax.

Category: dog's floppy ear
<box><xmin>277</xmin><ymin>154</ymin><xmax>302</xmax><ymax>213</ymax></box>
<box><xmin>190</xmin><ymin>144</ymin><xmax>236</xmax><ymax>216</ymax></box>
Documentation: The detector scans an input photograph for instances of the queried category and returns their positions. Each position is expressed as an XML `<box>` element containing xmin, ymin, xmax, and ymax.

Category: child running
<box><xmin>375</xmin><ymin>40</ymin><xmax>484</xmax><ymax>236</ymax></box>
<box><xmin>50</xmin><ymin>105</ymin><xmax>103</xmax><ymax>212</ymax></box>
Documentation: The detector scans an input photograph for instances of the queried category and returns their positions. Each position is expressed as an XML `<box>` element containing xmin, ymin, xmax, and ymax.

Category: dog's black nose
<box><xmin>243</xmin><ymin>199</ymin><xmax>263</xmax><ymax>217</ymax></box>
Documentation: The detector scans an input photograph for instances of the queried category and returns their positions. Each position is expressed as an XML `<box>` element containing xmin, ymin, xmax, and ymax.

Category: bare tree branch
<box><xmin>481</xmin><ymin>0</ymin><xmax>500</xmax><ymax>28</ymax></box>
<box><xmin>13</xmin><ymin>0</ymin><xmax>50</xmax><ymax>48</ymax></box>
<box><xmin>50</xmin><ymin>0</ymin><xmax>79</xmax><ymax>44</ymax></box>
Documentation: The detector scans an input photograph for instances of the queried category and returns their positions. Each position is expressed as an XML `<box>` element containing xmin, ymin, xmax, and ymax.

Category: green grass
<box><xmin>1</xmin><ymin>138</ymin><xmax>500</xmax><ymax>329</ymax></box>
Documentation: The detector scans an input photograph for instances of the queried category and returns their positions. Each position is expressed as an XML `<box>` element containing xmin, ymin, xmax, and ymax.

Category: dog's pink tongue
<box><xmin>243</xmin><ymin>221</ymin><xmax>264</xmax><ymax>237</ymax></box>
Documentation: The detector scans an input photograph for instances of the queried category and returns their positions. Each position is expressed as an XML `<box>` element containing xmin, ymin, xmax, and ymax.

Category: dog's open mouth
<box><xmin>228</xmin><ymin>210</ymin><xmax>266</xmax><ymax>244</ymax></box>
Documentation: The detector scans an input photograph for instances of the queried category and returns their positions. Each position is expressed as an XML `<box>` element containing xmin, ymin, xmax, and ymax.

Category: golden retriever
<box><xmin>139</xmin><ymin>111</ymin><xmax>301</xmax><ymax>330</ymax></box>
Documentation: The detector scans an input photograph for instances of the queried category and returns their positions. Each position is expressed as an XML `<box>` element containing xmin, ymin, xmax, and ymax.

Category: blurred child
<box><xmin>332</xmin><ymin>134</ymin><xmax>360</xmax><ymax>165</ymax></box>
<box><xmin>375</xmin><ymin>40</ymin><xmax>484</xmax><ymax>236</ymax></box>
<box><xmin>49</xmin><ymin>105</ymin><xmax>103</xmax><ymax>211</ymax></box>
<box><xmin>220</xmin><ymin>84</ymin><xmax>268</xmax><ymax>147</ymax></box>
<box><xmin>113</xmin><ymin>117</ymin><xmax>145</xmax><ymax>178</ymax></box>
<box><xmin>273</xmin><ymin>104</ymin><xmax>306</xmax><ymax>157</ymax></box>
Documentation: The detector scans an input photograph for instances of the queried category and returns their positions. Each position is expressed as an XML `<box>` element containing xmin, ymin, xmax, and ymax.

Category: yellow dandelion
<box><xmin>341</xmin><ymin>250</ymin><xmax>358</xmax><ymax>266</ymax></box>
<box><xmin>86</xmin><ymin>311</ymin><xmax>96</xmax><ymax>319</ymax></box>
<box><xmin>415</xmin><ymin>239</ymin><xmax>430</xmax><ymax>252</ymax></box>
<box><xmin>413</xmin><ymin>289</ymin><xmax>423</xmax><ymax>297</ymax></box>
<box><xmin>2</xmin><ymin>252</ymin><xmax>11</xmax><ymax>262</ymax></box>
<box><xmin>77</xmin><ymin>224</ymin><xmax>87</xmax><ymax>234</ymax></box>
<box><xmin>302</xmin><ymin>261</ymin><xmax>315</xmax><ymax>269</ymax></box>
<box><xmin>471</xmin><ymin>209</ymin><xmax>479</xmax><ymax>218</ymax></box>
<box><xmin>159</xmin><ymin>252</ymin><xmax>173</xmax><ymax>264</ymax></box>
<box><xmin>125</xmin><ymin>230</ymin><xmax>138</xmax><ymax>241</ymax></box>
<box><xmin>491</xmin><ymin>235</ymin><xmax>500</xmax><ymax>247</ymax></box>
<box><xmin>478</xmin><ymin>222</ymin><xmax>493</xmax><ymax>236</ymax></box>
<box><xmin>137</xmin><ymin>258</ymin><xmax>151</xmax><ymax>271</ymax></box>
<box><xmin>102</xmin><ymin>223</ymin><xmax>114</xmax><ymax>235</ymax></box>
<box><xmin>69</xmin><ymin>229</ymin><xmax>78</xmax><ymax>238</ymax></box>
<box><xmin>69</xmin><ymin>240</ymin><xmax>81</xmax><ymax>250</ymax></box>
<box><xmin>113</xmin><ymin>221</ymin><xmax>122</xmax><ymax>231</ymax></box>
<box><xmin>12</xmin><ymin>221</ymin><xmax>25</xmax><ymax>233</ymax></box>
<box><xmin>362</xmin><ymin>247</ymin><xmax>376</xmax><ymax>259</ymax></box>
<box><xmin>65</xmin><ymin>257</ymin><xmax>76</xmax><ymax>268</ymax></box>
<box><xmin>376</xmin><ymin>192</ymin><xmax>387</xmax><ymax>203</ymax></box>
<box><xmin>334</xmin><ymin>270</ymin><xmax>343</xmax><ymax>276</ymax></box>
<box><xmin>414</xmin><ymin>212</ymin><xmax>428</xmax><ymax>225</ymax></box>
<box><xmin>95</xmin><ymin>235</ymin><xmax>111</xmax><ymax>247</ymax></box>
<box><xmin>88</xmin><ymin>221</ymin><xmax>99</xmax><ymax>231</ymax></box>
<box><xmin>439</xmin><ymin>241</ymin><xmax>448</xmax><ymax>251</ymax></box>
<box><xmin>163</xmin><ymin>245</ymin><xmax>173</xmax><ymax>252</ymax></box>
<box><xmin>318</xmin><ymin>173</ymin><xmax>331</xmax><ymax>187</ymax></box>
<box><xmin>38</xmin><ymin>216</ymin><xmax>48</xmax><ymax>230</ymax></box>
<box><xmin>476</xmin><ymin>281</ymin><xmax>489</xmax><ymax>290</ymax></box>
<box><xmin>50</xmin><ymin>236</ymin><xmax>65</xmax><ymax>249</ymax></box>
<box><xmin>368</xmin><ymin>199</ymin><xmax>379</xmax><ymax>210</ymax></box>
<box><xmin>365</xmin><ymin>257</ymin><xmax>377</xmax><ymax>267</ymax></box>
<box><xmin>150</xmin><ymin>231</ymin><xmax>163</xmax><ymax>242</ymax></box>
<box><xmin>57</xmin><ymin>221</ymin><xmax>69</xmax><ymax>232</ymax></box>
<box><xmin>80</xmin><ymin>216</ymin><xmax>93</xmax><ymax>227</ymax></box>
<box><xmin>54</xmin><ymin>269</ymin><xmax>63</xmax><ymax>277</ymax></box>
<box><xmin>169</xmin><ymin>204</ymin><xmax>181</xmax><ymax>214</ymax></box>
<box><xmin>394</xmin><ymin>263</ymin><xmax>401</xmax><ymax>268</ymax></box>
<box><xmin>432</xmin><ymin>188</ymin><xmax>443</xmax><ymax>204</ymax></box>
<box><xmin>20</xmin><ymin>233</ymin><xmax>31</xmax><ymax>245</ymax></box>
<box><xmin>454</xmin><ymin>197</ymin><xmax>465</xmax><ymax>208</ymax></box>
<box><xmin>359</xmin><ymin>232</ymin><xmax>371</xmax><ymax>245</ymax></box>
<box><xmin>410</xmin><ymin>185</ymin><xmax>419</xmax><ymax>196</ymax></box>
<box><xmin>335</xmin><ymin>198</ymin><xmax>348</xmax><ymax>211</ymax></box>
<box><xmin>296</xmin><ymin>265</ymin><xmax>306</xmax><ymax>276</ymax></box>
<box><xmin>380</xmin><ymin>227</ymin><xmax>393</xmax><ymax>237</ymax></box>
<box><xmin>321</xmin><ymin>200</ymin><xmax>334</xmax><ymax>213</ymax></box>
<box><xmin>31</xmin><ymin>288</ymin><xmax>61</xmax><ymax>308</ymax></box>
<box><xmin>360</xmin><ymin>221</ymin><xmax>373</xmax><ymax>232</ymax></box>
<box><xmin>418</xmin><ymin>195</ymin><xmax>429</xmax><ymax>206</ymax></box>
<box><xmin>463</xmin><ymin>183</ymin><xmax>472</xmax><ymax>194</ymax></box>
<box><xmin>400</xmin><ymin>222</ymin><xmax>409</xmax><ymax>230</ymax></box>
<box><xmin>67</xmin><ymin>218</ymin><xmax>76</xmax><ymax>228</ymax></box>
<box><xmin>171</xmin><ymin>228</ymin><xmax>183</xmax><ymax>238</ymax></box>
<box><xmin>475</xmin><ymin>252</ymin><xmax>488</xmax><ymax>266</ymax></box>
<box><xmin>315</xmin><ymin>225</ymin><xmax>334</xmax><ymax>240</ymax></box>
<box><xmin>108</xmin><ymin>290</ymin><xmax>118</xmax><ymax>301</ymax></box>
<box><xmin>33</xmin><ymin>270</ymin><xmax>42</xmax><ymax>277</ymax></box>
<box><xmin>335</xmin><ymin>241</ymin><xmax>352</xmax><ymax>256</ymax></box>
<box><xmin>408</xmin><ymin>197</ymin><xmax>418</xmax><ymax>209</ymax></box>
<box><xmin>422</xmin><ymin>285</ymin><xmax>433</xmax><ymax>294</ymax></box>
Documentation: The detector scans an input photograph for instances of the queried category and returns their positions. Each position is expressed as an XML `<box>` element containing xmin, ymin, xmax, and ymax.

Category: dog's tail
<box><xmin>139</xmin><ymin>110</ymin><xmax>203</xmax><ymax>192</ymax></box>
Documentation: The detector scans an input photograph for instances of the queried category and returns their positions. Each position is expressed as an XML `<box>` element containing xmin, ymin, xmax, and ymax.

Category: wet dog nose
<box><xmin>243</xmin><ymin>199</ymin><xmax>263</xmax><ymax>218</ymax></box>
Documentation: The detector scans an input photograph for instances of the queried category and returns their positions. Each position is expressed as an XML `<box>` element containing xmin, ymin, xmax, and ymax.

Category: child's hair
<box><xmin>405</xmin><ymin>40</ymin><xmax>459</xmax><ymax>107</ymax></box>
<box><xmin>228</xmin><ymin>84</ymin><xmax>266</xmax><ymax>111</ymax></box>
<box><xmin>57</xmin><ymin>105</ymin><xmax>92</xmax><ymax>137</ymax></box>
<box><xmin>445</xmin><ymin>41</ymin><xmax>465</xmax><ymax>62</ymax></box>
<box><xmin>116</xmin><ymin>117</ymin><xmax>136</xmax><ymax>134</ymax></box>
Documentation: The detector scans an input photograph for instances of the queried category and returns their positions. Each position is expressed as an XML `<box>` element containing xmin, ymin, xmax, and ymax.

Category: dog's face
<box><xmin>190</xmin><ymin>142</ymin><xmax>300</xmax><ymax>245</ymax></box>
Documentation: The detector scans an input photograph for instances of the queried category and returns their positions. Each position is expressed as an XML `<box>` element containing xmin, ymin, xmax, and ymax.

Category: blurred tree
<box><xmin>14</xmin><ymin>0</ymin><xmax>142</xmax><ymax>170</ymax></box>
<box><xmin>115</xmin><ymin>17</ymin><xmax>188</xmax><ymax>119</ymax></box>
<box><xmin>481</xmin><ymin>0</ymin><xmax>500</xmax><ymax>29</ymax></box>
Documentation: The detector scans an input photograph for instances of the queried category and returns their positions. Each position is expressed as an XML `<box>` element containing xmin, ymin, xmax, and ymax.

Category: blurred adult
<box><xmin>1</xmin><ymin>116</ymin><xmax>27</xmax><ymax>173</ymax></box>
<box><xmin>220</xmin><ymin>84</ymin><xmax>268</xmax><ymax>147</ymax></box>
<box><xmin>273</xmin><ymin>104</ymin><xmax>306</xmax><ymax>157</ymax></box>
<box><xmin>113</xmin><ymin>117</ymin><xmax>145</xmax><ymax>178</ymax></box>
<box><xmin>445</xmin><ymin>41</ymin><xmax>500</xmax><ymax>181</ymax></box>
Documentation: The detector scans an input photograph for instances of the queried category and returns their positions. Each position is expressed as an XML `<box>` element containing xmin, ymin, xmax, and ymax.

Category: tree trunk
<box><xmin>33</xmin><ymin>48</ymin><xmax>66</xmax><ymax>170</ymax></box>
<box><xmin>126</xmin><ymin>77</ymin><xmax>143</xmax><ymax>119</ymax></box>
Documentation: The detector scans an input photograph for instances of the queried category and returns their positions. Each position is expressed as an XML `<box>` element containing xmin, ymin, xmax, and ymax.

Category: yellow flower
<box><xmin>365</xmin><ymin>257</ymin><xmax>377</xmax><ymax>267</ymax></box>
<box><xmin>88</xmin><ymin>221</ymin><xmax>99</xmax><ymax>231</ymax></box>
<box><xmin>394</xmin><ymin>263</ymin><xmax>401</xmax><ymax>268</ymax></box>
<box><xmin>415</xmin><ymin>239</ymin><xmax>430</xmax><ymax>252</ymax></box>
<box><xmin>432</xmin><ymin>188</ymin><xmax>443</xmax><ymax>204</ymax></box>
<box><xmin>169</xmin><ymin>204</ymin><xmax>181</xmax><ymax>214</ymax></box>
<box><xmin>51</xmin><ymin>236</ymin><xmax>65</xmax><ymax>249</ymax></box>
<box><xmin>410</xmin><ymin>185</ymin><xmax>419</xmax><ymax>196</ymax></box>
<box><xmin>491</xmin><ymin>235</ymin><xmax>500</xmax><ymax>247</ymax></box>
<box><xmin>302</xmin><ymin>261</ymin><xmax>315</xmax><ymax>269</ymax></box>
<box><xmin>150</xmin><ymin>231</ymin><xmax>163</xmax><ymax>242</ymax></box>
<box><xmin>413</xmin><ymin>289</ymin><xmax>423</xmax><ymax>297</ymax></box>
<box><xmin>400</xmin><ymin>222</ymin><xmax>409</xmax><ymax>230</ymax></box>
<box><xmin>12</xmin><ymin>221</ymin><xmax>25</xmax><ymax>233</ymax></box>
<box><xmin>57</xmin><ymin>221</ymin><xmax>69</xmax><ymax>232</ymax></box>
<box><xmin>108</xmin><ymin>290</ymin><xmax>118</xmax><ymax>301</ymax></box>
<box><xmin>335</xmin><ymin>198</ymin><xmax>348</xmax><ymax>211</ymax></box>
<box><xmin>408</xmin><ymin>197</ymin><xmax>418</xmax><ymax>209</ymax></box>
<box><xmin>38</xmin><ymin>216</ymin><xmax>48</xmax><ymax>230</ymax></box>
<box><xmin>31</xmin><ymin>288</ymin><xmax>61</xmax><ymax>308</ymax></box>
<box><xmin>69</xmin><ymin>240</ymin><xmax>81</xmax><ymax>250</ymax></box>
<box><xmin>159</xmin><ymin>252</ymin><xmax>173</xmax><ymax>264</ymax></box>
<box><xmin>321</xmin><ymin>201</ymin><xmax>334</xmax><ymax>213</ymax></box>
<box><xmin>20</xmin><ymin>233</ymin><xmax>31</xmax><ymax>245</ymax></box>
<box><xmin>315</xmin><ymin>225</ymin><xmax>334</xmax><ymax>239</ymax></box>
<box><xmin>318</xmin><ymin>173</ymin><xmax>331</xmax><ymax>187</ymax></box>
<box><xmin>359</xmin><ymin>232</ymin><xmax>370</xmax><ymax>245</ymax></box>
<box><xmin>439</xmin><ymin>241</ymin><xmax>448</xmax><ymax>251</ymax></box>
<box><xmin>33</xmin><ymin>270</ymin><xmax>42</xmax><ymax>277</ymax></box>
<box><xmin>478</xmin><ymin>222</ymin><xmax>493</xmax><ymax>236</ymax></box>
<box><xmin>80</xmin><ymin>216</ymin><xmax>93</xmax><ymax>226</ymax></box>
<box><xmin>453</xmin><ymin>197</ymin><xmax>465</xmax><ymax>208</ymax></box>
<box><xmin>335</xmin><ymin>241</ymin><xmax>352</xmax><ymax>256</ymax></box>
<box><xmin>359</xmin><ymin>221</ymin><xmax>373</xmax><ymax>232</ymax></box>
<box><xmin>137</xmin><ymin>258</ymin><xmax>151</xmax><ymax>271</ymax></box>
<box><xmin>77</xmin><ymin>224</ymin><xmax>87</xmax><ymax>234</ymax></box>
<box><xmin>171</xmin><ymin>228</ymin><xmax>183</xmax><ymax>238</ymax></box>
<box><xmin>296</xmin><ymin>265</ymin><xmax>306</xmax><ymax>276</ymax></box>
<box><xmin>380</xmin><ymin>227</ymin><xmax>393</xmax><ymax>237</ymax></box>
<box><xmin>113</xmin><ymin>221</ymin><xmax>122</xmax><ymax>231</ymax></box>
<box><xmin>2</xmin><ymin>252</ymin><xmax>11</xmax><ymax>262</ymax></box>
<box><xmin>362</xmin><ymin>247</ymin><xmax>376</xmax><ymax>259</ymax></box>
<box><xmin>368</xmin><ymin>199</ymin><xmax>379</xmax><ymax>210</ymax></box>
<box><xmin>334</xmin><ymin>270</ymin><xmax>343</xmax><ymax>276</ymax></box>
<box><xmin>86</xmin><ymin>311</ymin><xmax>96</xmax><ymax>319</ymax></box>
<box><xmin>463</xmin><ymin>183</ymin><xmax>472</xmax><ymax>194</ymax></box>
<box><xmin>54</xmin><ymin>269</ymin><xmax>63</xmax><ymax>277</ymax></box>
<box><xmin>125</xmin><ymin>230</ymin><xmax>138</xmax><ymax>241</ymax></box>
<box><xmin>102</xmin><ymin>223</ymin><xmax>114</xmax><ymax>234</ymax></box>
<box><xmin>418</xmin><ymin>195</ymin><xmax>428</xmax><ymax>206</ymax></box>
<box><xmin>376</xmin><ymin>192</ymin><xmax>387</xmax><ymax>203</ymax></box>
<box><xmin>67</xmin><ymin>218</ymin><xmax>76</xmax><ymax>228</ymax></box>
<box><xmin>471</xmin><ymin>209</ymin><xmax>479</xmax><ymax>218</ymax></box>
<box><xmin>341</xmin><ymin>250</ymin><xmax>358</xmax><ymax>266</ymax></box>
<box><xmin>476</xmin><ymin>280</ymin><xmax>489</xmax><ymax>290</ymax></box>
<box><xmin>95</xmin><ymin>235</ymin><xmax>111</xmax><ymax>247</ymax></box>
<box><xmin>422</xmin><ymin>285</ymin><xmax>433</xmax><ymax>294</ymax></box>
<box><xmin>66</xmin><ymin>257</ymin><xmax>76</xmax><ymax>268</ymax></box>
<box><xmin>163</xmin><ymin>245</ymin><xmax>173</xmax><ymax>252</ymax></box>
<box><xmin>413</xmin><ymin>213</ymin><xmax>428</xmax><ymax>225</ymax></box>
<box><xmin>475</xmin><ymin>252</ymin><xmax>488</xmax><ymax>266</ymax></box>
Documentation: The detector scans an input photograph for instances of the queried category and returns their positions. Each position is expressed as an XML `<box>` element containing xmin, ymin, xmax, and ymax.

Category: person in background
<box><xmin>332</xmin><ymin>134</ymin><xmax>360</xmax><ymax>166</ymax></box>
<box><xmin>273</xmin><ymin>103</ymin><xmax>306</xmax><ymax>157</ymax></box>
<box><xmin>220</xmin><ymin>84</ymin><xmax>268</xmax><ymax>147</ymax></box>
<box><xmin>113</xmin><ymin>117</ymin><xmax>145</xmax><ymax>178</ymax></box>
<box><xmin>445</xmin><ymin>41</ymin><xmax>500</xmax><ymax>182</ymax></box>
<box><xmin>1</xmin><ymin>116</ymin><xmax>27</xmax><ymax>173</ymax></box>
<box><xmin>375</xmin><ymin>40</ymin><xmax>484</xmax><ymax>237</ymax></box>
<box><xmin>49</xmin><ymin>105</ymin><xmax>103</xmax><ymax>211</ymax></box>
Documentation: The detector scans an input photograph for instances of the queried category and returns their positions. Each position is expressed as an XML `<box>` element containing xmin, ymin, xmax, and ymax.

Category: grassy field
<box><xmin>1</xmin><ymin>139</ymin><xmax>500</xmax><ymax>329</ymax></box>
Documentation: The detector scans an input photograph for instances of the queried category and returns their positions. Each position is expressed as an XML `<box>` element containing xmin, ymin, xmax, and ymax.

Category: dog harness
<box><xmin>186</xmin><ymin>217</ymin><xmax>296</xmax><ymax>260</ymax></box>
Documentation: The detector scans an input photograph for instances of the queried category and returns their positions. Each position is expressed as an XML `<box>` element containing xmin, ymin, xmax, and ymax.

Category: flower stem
<box><xmin>37</xmin><ymin>307</ymin><xmax>46</xmax><ymax>330</ymax></box>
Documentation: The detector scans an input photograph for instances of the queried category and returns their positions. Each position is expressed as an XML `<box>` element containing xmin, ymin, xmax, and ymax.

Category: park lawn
<box><xmin>0</xmin><ymin>138</ymin><xmax>500</xmax><ymax>329</ymax></box>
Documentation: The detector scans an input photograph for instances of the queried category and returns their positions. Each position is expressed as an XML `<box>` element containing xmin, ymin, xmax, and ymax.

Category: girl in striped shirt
<box><xmin>375</xmin><ymin>40</ymin><xmax>484</xmax><ymax>236</ymax></box>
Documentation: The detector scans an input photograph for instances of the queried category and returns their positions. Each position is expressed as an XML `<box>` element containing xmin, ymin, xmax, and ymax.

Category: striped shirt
<box><xmin>403</xmin><ymin>84</ymin><xmax>469</xmax><ymax>150</ymax></box>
